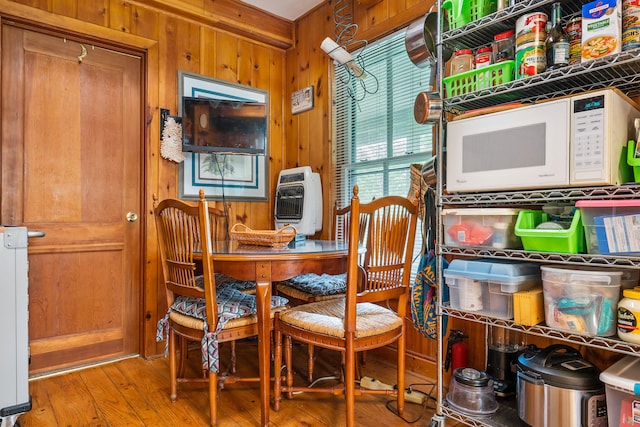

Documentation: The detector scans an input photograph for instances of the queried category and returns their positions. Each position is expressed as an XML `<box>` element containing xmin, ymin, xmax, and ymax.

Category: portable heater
<box><xmin>274</xmin><ymin>166</ymin><xmax>322</xmax><ymax>236</ymax></box>
<box><xmin>1</xmin><ymin>226</ymin><xmax>42</xmax><ymax>427</ymax></box>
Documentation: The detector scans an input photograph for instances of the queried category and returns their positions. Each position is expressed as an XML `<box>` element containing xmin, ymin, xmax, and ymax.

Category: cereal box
<box><xmin>582</xmin><ymin>0</ymin><xmax>622</xmax><ymax>61</ymax></box>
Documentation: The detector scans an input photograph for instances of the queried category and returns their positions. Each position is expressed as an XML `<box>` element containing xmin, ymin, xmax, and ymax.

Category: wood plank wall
<box><xmin>2</xmin><ymin>0</ymin><xmax>293</xmax><ymax>358</ymax></box>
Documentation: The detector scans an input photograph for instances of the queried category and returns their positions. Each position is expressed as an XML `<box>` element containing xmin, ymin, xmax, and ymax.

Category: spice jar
<box><xmin>492</xmin><ymin>30</ymin><xmax>515</xmax><ymax>63</ymax></box>
<box><xmin>475</xmin><ymin>46</ymin><xmax>494</xmax><ymax>69</ymax></box>
<box><xmin>618</xmin><ymin>286</ymin><xmax>640</xmax><ymax>344</ymax></box>
<box><xmin>450</xmin><ymin>49</ymin><xmax>474</xmax><ymax>75</ymax></box>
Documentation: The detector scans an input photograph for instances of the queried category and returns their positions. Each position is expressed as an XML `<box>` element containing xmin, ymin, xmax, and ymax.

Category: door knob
<box><xmin>126</xmin><ymin>212</ymin><xmax>138</xmax><ymax>222</ymax></box>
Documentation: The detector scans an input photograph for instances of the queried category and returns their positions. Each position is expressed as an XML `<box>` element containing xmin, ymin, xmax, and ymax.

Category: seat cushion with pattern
<box><xmin>156</xmin><ymin>283</ymin><xmax>288</xmax><ymax>372</ymax></box>
<box><xmin>276</xmin><ymin>273</ymin><xmax>347</xmax><ymax>302</ymax></box>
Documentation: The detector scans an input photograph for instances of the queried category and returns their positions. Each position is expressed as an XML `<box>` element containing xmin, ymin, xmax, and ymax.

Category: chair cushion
<box><xmin>278</xmin><ymin>298</ymin><xmax>403</xmax><ymax>339</ymax></box>
<box><xmin>156</xmin><ymin>283</ymin><xmax>288</xmax><ymax>372</ymax></box>
<box><xmin>215</xmin><ymin>273</ymin><xmax>257</xmax><ymax>294</ymax></box>
<box><xmin>277</xmin><ymin>273</ymin><xmax>347</xmax><ymax>296</ymax></box>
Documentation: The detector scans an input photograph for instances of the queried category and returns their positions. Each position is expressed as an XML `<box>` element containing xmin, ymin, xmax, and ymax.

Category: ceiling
<box><xmin>240</xmin><ymin>0</ymin><xmax>325</xmax><ymax>21</ymax></box>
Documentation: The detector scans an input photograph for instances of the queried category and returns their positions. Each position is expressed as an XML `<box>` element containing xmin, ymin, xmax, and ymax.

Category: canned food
<box><xmin>516</xmin><ymin>12</ymin><xmax>548</xmax><ymax>78</ymax></box>
<box><xmin>623</xmin><ymin>0</ymin><xmax>640</xmax><ymax>50</ymax></box>
<box><xmin>566</xmin><ymin>17</ymin><xmax>582</xmax><ymax>65</ymax></box>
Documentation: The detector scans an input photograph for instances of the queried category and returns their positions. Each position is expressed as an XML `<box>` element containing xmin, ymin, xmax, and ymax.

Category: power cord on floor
<box><xmin>384</xmin><ymin>381</ymin><xmax>437</xmax><ymax>424</ymax></box>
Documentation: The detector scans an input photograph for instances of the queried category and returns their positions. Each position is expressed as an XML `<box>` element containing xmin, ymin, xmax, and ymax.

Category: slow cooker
<box><xmin>514</xmin><ymin>344</ymin><xmax>607</xmax><ymax>427</ymax></box>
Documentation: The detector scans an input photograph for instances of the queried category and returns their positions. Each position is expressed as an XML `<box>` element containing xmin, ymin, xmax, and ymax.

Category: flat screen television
<box><xmin>181</xmin><ymin>96</ymin><xmax>267</xmax><ymax>155</ymax></box>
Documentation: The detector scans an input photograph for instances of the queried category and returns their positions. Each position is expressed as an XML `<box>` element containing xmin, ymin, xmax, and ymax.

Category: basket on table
<box><xmin>230</xmin><ymin>223</ymin><xmax>297</xmax><ymax>248</ymax></box>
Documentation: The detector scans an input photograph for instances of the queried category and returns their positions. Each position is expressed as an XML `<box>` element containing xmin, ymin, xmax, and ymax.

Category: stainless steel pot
<box><xmin>405</xmin><ymin>12</ymin><xmax>452</xmax><ymax>68</ymax></box>
<box><xmin>413</xmin><ymin>91</ymin><xmax>442</xmax><ymax>124</ymax></box>
<box><xmin>514</xmin><ymin>344</ymin><xmax>608</xmax><ymax>427</ymax></box>
<box><xmin>404</xmin><ymin>12</ymin><xmax>453</xmax><ymax>87</ymax></box>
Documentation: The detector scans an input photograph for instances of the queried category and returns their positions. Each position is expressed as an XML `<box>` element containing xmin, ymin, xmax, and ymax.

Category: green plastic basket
<box><xmin>442</xmin><ymin>0</ymin><xmax>497</xmax><ymax>29</ymax></box>
<box><xmin>514</xmin><ymin>209</ymin><xmax>585</xmax><ymax>254</ymax></box>
<box><xmin>627</xmin><ymin>140</ymin><xmax>640</xmax><ymax>182</ymax></box>
<box><xmin>443</xmin><ymin>60</ymin><xmax>515</xmax><ymax>98</ymax></box>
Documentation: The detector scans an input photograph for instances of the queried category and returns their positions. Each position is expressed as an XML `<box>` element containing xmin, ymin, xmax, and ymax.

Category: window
<box><xmin>332</xmin><ymin>28</ymin><xmax>435</xmax><ymax>273</ymax></box>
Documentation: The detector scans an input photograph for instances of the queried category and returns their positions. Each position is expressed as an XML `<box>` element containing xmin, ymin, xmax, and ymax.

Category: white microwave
<box><xmin>445</xmin><ymin>89</ymin><xmax>640</xmax><ymax>193</ymax></box>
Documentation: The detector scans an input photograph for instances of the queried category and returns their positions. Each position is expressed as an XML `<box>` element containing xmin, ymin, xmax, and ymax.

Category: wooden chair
<box><xmin>276</xmin><ymin>202</ymin><xmax>370</xmax><ymax>381</ymax></box>
<box><xmin>154</xmin><ymin>190</ymin><xmax>288</xmax><ymax>426</ymax></box>
<box><xmin>273</xmin><ymin>186</ymin><xmax>419</xmax><ymax>427</ymax></box>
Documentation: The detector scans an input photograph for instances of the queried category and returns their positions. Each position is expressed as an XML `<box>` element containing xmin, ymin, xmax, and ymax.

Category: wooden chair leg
<box><xmin>307</xmin><ymin>344</ymin><xmax>315</xmax><ymax>383</ymax></box>
<box><xmin>345</xmin><ymin>337</ymin><xmax>356</xmax><ymax>427</ymax></box>
<box><xmin>397</xmin><ymin>331</ymin><xmax>406</xmax><ymax>416</ymax></box>
<box><xmin>177</xmin><ymin>336</ymin><xmax>188</xmax><ymax>378</ymax></box>
<box><xmin>285</xmin><ymin>335</ymin><xmax>294</xmax><ymax>400</ymax></box>
<box><xmin>209</xmin><ymin>369</ymin><xmax>218</xmax><ymax>426</ymax></box>
<box><xmin>169</xmin><ymin>328</ymin><xmax>178</xmax><ymax>402</ymax></box>
<box><xmin>229</xmin><ymin>341</ymin><xmax>237</xmax><ymax>374</ymax></box>
<box><xmin>273</xmin><ymin>325</ymin><xmax>283</xmax><ymax>411</ymax></box>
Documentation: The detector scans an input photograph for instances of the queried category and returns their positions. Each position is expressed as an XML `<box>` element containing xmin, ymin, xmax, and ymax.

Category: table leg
<box><xmin>254</xmin><ymin>263</ymin><xmax>271</xmax><ymax>427</ymax></box>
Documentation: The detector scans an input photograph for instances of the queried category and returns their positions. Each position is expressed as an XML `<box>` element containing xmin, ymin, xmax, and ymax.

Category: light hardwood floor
<box><xmin>20</xmin><ymin>342</ymin><xmax>446</xmax><ymax>426</ymax></box>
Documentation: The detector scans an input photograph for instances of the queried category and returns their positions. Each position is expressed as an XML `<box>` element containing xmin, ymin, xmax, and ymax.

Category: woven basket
<box><xmin>230</xmin><ymin>223</ymin><xmax>297</xmax><ymax>248</ymax></box>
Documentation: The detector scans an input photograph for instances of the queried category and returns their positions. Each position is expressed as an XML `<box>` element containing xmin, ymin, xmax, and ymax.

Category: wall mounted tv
<box><xmin>181</xmin><ymin>96</ymin><xmax>267</xmax><ymax>155</ymax></box>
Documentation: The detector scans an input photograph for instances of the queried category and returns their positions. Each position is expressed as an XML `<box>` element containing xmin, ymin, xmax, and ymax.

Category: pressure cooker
<box><xmin>514</xmin><ymin>344</ymin><xmax>607</xmax><ymax>427</ymax></box>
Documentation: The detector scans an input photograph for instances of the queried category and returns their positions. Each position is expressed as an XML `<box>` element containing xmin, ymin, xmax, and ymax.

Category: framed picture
<box><xmin>291</xmin><ymin>85</ymin><xmax>314</xmax><ymax>114</ymax></box>
<box><xmin>178</xmin><ymin>70</ymin><xmax>269</xmax><ymax>201</ymax></box>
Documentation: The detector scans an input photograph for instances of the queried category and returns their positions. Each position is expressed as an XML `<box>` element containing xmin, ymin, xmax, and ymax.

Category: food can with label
<box><xmin>623</xmin><ymin>0</ymin><xmax>640</xmax><ymax>50</ymax></box>
<box><xmin>567</xmin><ymin>16</ymin><xmax>582</xmax><ymax>65</ymax></box>
<box><xmin>515</xmin><ymin>12</ymin><xmax>548</xmax><ymax>78</ymax></box>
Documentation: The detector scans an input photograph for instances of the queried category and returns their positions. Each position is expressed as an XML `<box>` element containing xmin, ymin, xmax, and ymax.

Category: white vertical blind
<box><xmin>332</xmin><ymin>28</ymin><xmax>436</xmax><ymax>274</ymax></box>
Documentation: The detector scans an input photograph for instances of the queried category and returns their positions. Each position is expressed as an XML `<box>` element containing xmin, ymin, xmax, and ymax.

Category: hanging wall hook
<box><xmin>77</xmin><ymin>44</ymin><xmax>87</xmax><ymax>63</ymax></box>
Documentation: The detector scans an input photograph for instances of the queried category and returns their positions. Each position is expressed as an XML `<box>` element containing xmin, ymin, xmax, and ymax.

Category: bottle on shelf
<box><xmin>449</xmin><ymin>49</ymin><xmax>474</xmax><ymax>76</ymax></box>
<box><xmin>545</xmin><ymin>2</ymin><xmax>569</xmax><ymax>69</ymax></box>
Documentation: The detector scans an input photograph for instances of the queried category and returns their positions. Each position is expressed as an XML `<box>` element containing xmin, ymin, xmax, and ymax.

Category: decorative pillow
<box><xmin>281</xmin><ymin>273</ymin><xmax>347</xmax><ymax>296</ymax></box>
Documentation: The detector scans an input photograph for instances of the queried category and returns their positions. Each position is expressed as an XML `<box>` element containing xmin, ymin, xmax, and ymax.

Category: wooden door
<box><xmin>1</xmin><ymin>25</ymin><xmax>143</xmax><ymax>374</ymax></box>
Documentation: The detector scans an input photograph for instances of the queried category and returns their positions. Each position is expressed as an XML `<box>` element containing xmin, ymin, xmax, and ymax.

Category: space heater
<box><xmin>274</xmin><ymin>166</ymin><xmax>322</xmax><ymax>236</ymax></box>
<box><xmin>1</xmin><ymin>226</ymin><xmax>43</xmax><ymax>427</ymax></box>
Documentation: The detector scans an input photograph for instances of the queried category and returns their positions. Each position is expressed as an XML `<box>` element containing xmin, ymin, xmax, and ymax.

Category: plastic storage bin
<box><xmin>628</xmin><ymin>140</ymin><xmax>640</xmax><ymax>182</ymax></box>
<box><xmin>444</xmin><ymin>259</ymin><xmax>541</xmax><ymax>319</ymax></box>
<box><xmin>600</xmin><ymin>356</ymin><xmax>640</xmax><ymax>427</ymax></box>
<box><xmin>576</xmin><ymin>199</ymin><xmax>640</xmax><ymax>255</ymax></box>
<box><xmin>442</xmin><ymin>207</ymin><xmax>523</xmax><ymax>249</ymax></box>
<box><xmin>442</xmin><ymin>0</ymin><xmax>497</xmax><ymax>29</ymax></box>
<box><xmin>443</xmin><ymin>60</ymin><xmax>515</xmax><ymax>98</ymax></box>
<box><xmin>541</xmin><ymin>265</ymin><xmax>622</xmax><ymax>336</ymax></box>
<box><xmin>514</xmin><ymin>209</ymin><xmax>585</xmax><ymax>254</ymax></box>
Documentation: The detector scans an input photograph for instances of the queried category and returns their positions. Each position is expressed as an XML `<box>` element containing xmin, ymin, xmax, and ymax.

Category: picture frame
<box><xmin>178</xmin><ymin>70</ymin><xmax>269</xmax><ymax>201</ymax></box>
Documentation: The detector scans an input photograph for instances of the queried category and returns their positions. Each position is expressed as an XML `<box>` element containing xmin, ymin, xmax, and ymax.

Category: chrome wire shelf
<box><xmin>441</xmin><ymin>0</ymin><xmax>640</xmax><ymax>113</ymax></box>
<box><xmin>440</xmin><ymin>245</ymin><xmax>640</xmax><ymax>268</ymax></box>
<box><xmin>440</xmin><ymin>405</ymin><xmax>523</xmax><ymax>427</ymax></box>
<box><xmin>442</xmin><ymin>305</ymin><xmax>640</xmax><ymax>357</ymax></box>
<box><xmin>441</xmin><ymin>185</ymin><xmax>640</xmax><ymax>205</ymax></box>
<box><xmin>444</xmin><ymin>0</ymin><xmax>585</xmax><ymax>47</ymax></box>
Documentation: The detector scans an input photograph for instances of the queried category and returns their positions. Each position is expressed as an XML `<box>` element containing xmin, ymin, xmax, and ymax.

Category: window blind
<box><xmin>332</xmin><ymin>28</ymin><xmax>436</xmax><ymax>274</ymax></box>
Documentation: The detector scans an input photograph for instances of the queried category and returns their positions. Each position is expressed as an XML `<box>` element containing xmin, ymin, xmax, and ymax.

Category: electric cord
<box><xmin>383</xmin><ymin>381</ymin><xmax>438</xmax><ymax>424</ymax></box>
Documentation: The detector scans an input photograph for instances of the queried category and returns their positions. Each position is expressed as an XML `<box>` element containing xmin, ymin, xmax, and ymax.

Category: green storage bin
<box><xmin>514</xmin><ymin>209</ymin><xmax>585</xmax><ymax>254</ymax></box>
<box><xmin>443</xmin><ymin>60</ymin><xmax>515</xmax><ymax>98</ymax></box>
<box><xmin>627</xmin><ymin>140</ymin><xmax>640</xmax><ymax>182</ymax></box>
<box><xmin>442</xmin><ymin>0</ymin><xmax>497</xmax><ymax>29</ymax></box>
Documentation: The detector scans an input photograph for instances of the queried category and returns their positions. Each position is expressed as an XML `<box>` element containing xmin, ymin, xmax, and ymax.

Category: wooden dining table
<box><xmin>210</xmin><ymin>239</ymin><xmax>350</xmax><ymax>426</ymax></box>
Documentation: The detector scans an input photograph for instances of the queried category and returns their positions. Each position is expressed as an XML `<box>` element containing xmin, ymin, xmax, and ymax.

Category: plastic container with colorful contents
<box><xmin>541</xmin><ymin>265</ymin><xmax>622</xmax><ymax>336</ymax></box>
<box><xmin>576</xmin><ymin>199</ymin><xmax>640</xmax><ymax>255</ymax></box>
<box><xmin>442</xmin><ymin>207</ymin><xmax>523</xmax><ymax>249</ymax></box>
<box><xmin>600</xmin><ymin>356</ymin><xmax>640</xmax><ymax>427</ymax></box>
<box><xmin>444</xmin><ymin>259</ymin><xmax>541</xmax><ymax>319</ymax></box>
<box><xmin>514</xmin><ymin>209</ymin><xmax>585</xmax><ymax>254</ymax></box>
